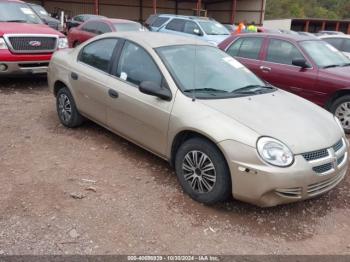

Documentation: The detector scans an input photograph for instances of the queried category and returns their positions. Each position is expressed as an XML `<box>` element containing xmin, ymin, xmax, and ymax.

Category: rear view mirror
<box><xmin>292</xmin><ymin>58</ymin><xmax>309</xmax><ymax>68</ymax></box>
<box><xmin>139</xmin><ymin>81</ymin><xmax>172</xmax><ymax>101</ymax></box>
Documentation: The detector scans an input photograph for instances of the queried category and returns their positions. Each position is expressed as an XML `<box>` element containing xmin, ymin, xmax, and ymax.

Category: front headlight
<box><xmin>207</xmin><ymin>40</ymin><xmax>218</xmax><ymax>47</ymax></box>
<box><xmin>0</xmin><ymin>38</ymin><xmax>8</xmax><ymax>49</ymax></box>
<box><xmin>334</xmin><ymin>116</ymin><xmax>345</xmax><ymax>134</ymax></box>
<box><xmin>257</xmin><ymin>137</ymin><xmax>294</xmax><ymax>167</ymax></box>
<box><xmin>58</xmin><ymin>37</ymin><xmax>68</xmax><ymax>49</ymax></box>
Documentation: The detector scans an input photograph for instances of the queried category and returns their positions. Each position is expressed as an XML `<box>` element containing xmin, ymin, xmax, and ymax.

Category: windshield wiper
<box><xmin>184</xmin><ymin>88</ymin><xmax>228</xmax><ymax>93</ymax></box>
<box><xmin>231</xmin><ymin>85</ymin><xmax>275</xmax><ymax>94</ymax></box>
<box><xmin>2</xmin><ymin>19</ymin><xmax>27</xmax><ymax>23</ymax></box>
<box><xmin>341</xmin><ymin>63</ymin><xmax>350</xmax><ymax>67</ymax></box>
<box><xmin>323</xmin><ymin>64</ymin><xmax>341</xmax><ymax>69</ymax></box>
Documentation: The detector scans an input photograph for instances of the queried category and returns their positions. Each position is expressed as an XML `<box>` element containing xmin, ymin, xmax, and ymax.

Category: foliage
<box><xmin>265</xmin><ymin>0</ymin><xmax>350</xmax><ymax>20</ymax></box>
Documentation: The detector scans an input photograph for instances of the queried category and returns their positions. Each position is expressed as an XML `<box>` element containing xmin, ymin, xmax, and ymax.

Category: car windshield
<box><xmin>300</xmin><ymin>40</ymin><xmax>350</xmax><ymax>68</ymax></box>
<box><xmin>0</xmin><ymin>2</ymin><xmax>42</xmax><ymax>24</ymax></box>
<box><xmin>31</xmin><ymin>5</ymin><xmax>49</xmax><ymax>16</ymax></box>
<box><xmin>157</xmin><ymin>45</ymin><xmax>273</xmax><ymax>99</ymax></box>
<box><xmin>198</xmin><ymin>21</ymin><xmax>229</xmax><ymax>35</ymax></box>
<box><xmin>113</xmin><ymin>23</ymin><xmax>143</xmax><ymax>32</ymax></box>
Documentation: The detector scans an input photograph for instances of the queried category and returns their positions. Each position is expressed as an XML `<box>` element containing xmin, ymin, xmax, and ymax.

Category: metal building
<box><xmin>26</xmin><ymin>0</ymin><xmax>266</xmax><ymax>25</ymax></box>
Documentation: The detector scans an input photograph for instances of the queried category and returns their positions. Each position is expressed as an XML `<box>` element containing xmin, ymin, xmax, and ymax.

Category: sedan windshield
<box><xmin>300</xmin><ymin>40</ymin><xmax>350</xmax><ymax>68</ymax></box>
<box><xmin>157</xmin><ymin>45</ymin><xmax>273</xmax><ymax>99</ymax></box>
<box><xmin>113</xmin><ymin>23</ymin><xmax>144</xmax><ymax>32</ymax></box>
<box><xmin>198</xmin><ymin>21</ymin><xmax>229</xmax><ymax>35</ymax></box>
<box><xmin>0</xmin><ymin>2</ymin><xmax>42</xmax><ymax>24</ymax></box>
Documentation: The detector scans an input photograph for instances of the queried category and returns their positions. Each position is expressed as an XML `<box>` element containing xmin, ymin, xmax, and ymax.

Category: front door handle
<box><xmin>108</xmin><ymin>89</ymin><xmax>119</xmax><ymax>98</ymax></box>
<box><xmin>71</xmin><ymin>72</ymin><xmax>79</xmax><ymax>80</ymax></box>
<box><xmin>260</xmin><ymin>66</ymin><xmax>271</xmax><ymax>72</ymax></box>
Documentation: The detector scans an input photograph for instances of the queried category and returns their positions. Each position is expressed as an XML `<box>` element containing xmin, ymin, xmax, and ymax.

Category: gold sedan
<box><xmin>48</xmin><ymin>32</ymin><xmax>348</xmax><ymax>207</ymax></box>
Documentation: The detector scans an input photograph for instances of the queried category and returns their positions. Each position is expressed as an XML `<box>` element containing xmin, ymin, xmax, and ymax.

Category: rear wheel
<box><xmin>175</xmin><ymin>137</ymin><xmax>231</xmax><ymax>204</ymax></box>
<box><xmin>330</xmin><ymin>95</ymin><xmax>350</xmax><ymax>133</ymax></box>
<box><xmin>56</xmin><ymin>87</ymin><xmax>84</xmax><ymax>128</ymax></box>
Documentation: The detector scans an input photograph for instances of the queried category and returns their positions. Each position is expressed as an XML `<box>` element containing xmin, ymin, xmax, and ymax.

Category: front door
<box><xmin>106</xmin><ymin>41</ymin><xmax>174</xmax><ymax>157</ymax></box>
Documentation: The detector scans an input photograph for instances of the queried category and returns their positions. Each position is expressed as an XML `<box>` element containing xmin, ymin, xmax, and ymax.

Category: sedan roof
<box><xmin>239</xmin><ymin>33</ymin><xmax>319</xmax><ymax>42</ymax></box>
<box><xmin>101</xmin><ymin>31</ymin><xmax>211</xmax><ymax>48</ymax></box>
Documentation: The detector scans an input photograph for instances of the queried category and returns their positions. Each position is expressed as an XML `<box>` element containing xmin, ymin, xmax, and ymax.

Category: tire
<box><xmin>175</xmin><ymin>137</ymin><xmax>231</xmax><ymax>204</ymax></box>
<box><xmin>56</xmin><ymin>87</ymin><xmax>84</xmax><ymax>128</ymax></box>
<box><xmin>330</xmin><ymin>95</ymin><xmax>350</xmax><ymax>134</ymax></box>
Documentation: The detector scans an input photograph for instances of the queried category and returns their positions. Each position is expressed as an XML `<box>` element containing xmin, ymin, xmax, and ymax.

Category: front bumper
<box><xmin>0</xmin><ymin>61</ymin><xmax>49</xmax><ymax>75</ymax></box>
<box><xmin>219</xmin><ymin>138</ymin><xmax>348</xmax><ymax>207</ymax></box>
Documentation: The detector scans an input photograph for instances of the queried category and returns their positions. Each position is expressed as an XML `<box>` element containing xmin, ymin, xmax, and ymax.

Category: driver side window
<box><xmin>115</xmin><ymin>41</ymin><xmax>162</xmax><ymax>86</ymax></box>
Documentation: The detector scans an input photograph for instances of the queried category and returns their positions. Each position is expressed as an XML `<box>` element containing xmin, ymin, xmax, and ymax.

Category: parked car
<box><xmin>0</xmin><ymin>0</ymin><xmax>68</xmax><ymax>75</ymax></box>
<box><xmin>68</xmin><ymin>18</ymin><xmax>145</xmax><ymax>47</ymax></box>
<box><xmin>223</xmin><ymin>24</ymin><xmax>237</xmax><ymax>34</ymax></box>
<box><xmin>145</xmin><ymin>14</ymin><xmax>230</xmax><ymax>46</ymax></box>
<box><xmin>319</xmin><ymin>35</ymin><xmax>350</xmax><ymax>59</ymax></box>
<box><xmin>66</xmin><ymin>14</ymin><xmax>106</xmax><ymax>31</ymax></box>
<box><xmin>219</xmin><ymin>33</ymin><xmax>350</xmax><ymax>132</ymax></box>
<box><xmin>317</xmin><ymin>31</ymin><xmax>345</xmax><ymax>36</ymax></box>
<box><xmin>48</xmin><ymin>32</ymin><xmax>347</xmax><ymax>207</ymax></box>
<box><xmin>28</xmin><ymin>3</ymin><xmax>63</xmax><ymax>32</ymax></box>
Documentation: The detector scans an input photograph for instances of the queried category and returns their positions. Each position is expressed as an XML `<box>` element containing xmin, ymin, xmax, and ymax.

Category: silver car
<box><xmin>48</xmin><ymin>32</ymin><xmax>348</xmax><ymax>207</ymax></box>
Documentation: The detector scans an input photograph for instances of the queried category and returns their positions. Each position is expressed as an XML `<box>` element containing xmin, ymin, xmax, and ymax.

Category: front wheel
<box><xmin>330</xmin><ymin>95</ymin><xmax>350</xmax><ymax>133</ymax></box>
<box><xmin>175</xmin><ymin>137</ymin><xmax>231</xmax><ymax>204</ymax></box>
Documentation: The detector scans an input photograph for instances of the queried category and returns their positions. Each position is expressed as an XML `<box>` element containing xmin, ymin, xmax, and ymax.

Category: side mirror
<box><xmin>193</xmin><ymin>28</ymin><xmax>203</xmax><ymax>36</ymax></box>
<box><xmin>292</xmin><ymin>58</ymin><xmax>309</xmax><ymax>68</ymax></box>
<box><xmin>139</xmin><ymin>81</ymin><xmax>172</xmax><ymax>101</ymax></box>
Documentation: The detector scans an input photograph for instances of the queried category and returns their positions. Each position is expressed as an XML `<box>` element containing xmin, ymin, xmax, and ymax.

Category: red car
<box><xmin>219</xmin><ymin>33</ymin><xmax>350</xmax><ymax>132</ymax></box>
<box><xmin>68</xmin><ymin>18</ymin><xmax>145</xmax><ymax>48</ymax></box>
<box><xmin>0</xmin><ymin>0</ymin><xmax>67</xmax><ymax>76</ymax></box>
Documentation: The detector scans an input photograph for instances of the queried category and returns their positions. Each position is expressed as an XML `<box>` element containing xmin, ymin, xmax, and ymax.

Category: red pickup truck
<box><xmin>0</xmin><ymin>0</ymin><xmax>67</xmax><ymax>75</ymax></box>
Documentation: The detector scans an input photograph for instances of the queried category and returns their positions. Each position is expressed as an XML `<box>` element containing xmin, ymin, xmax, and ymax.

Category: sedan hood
<box><xmin>200</xmin><ymin>90</ymin><xmax>343</xmax><ymax>154</ymax></box>
<box><xmin>0</xmin><ymin>22</ymin><xmax>63</xmax><ymax>37</ymax></box>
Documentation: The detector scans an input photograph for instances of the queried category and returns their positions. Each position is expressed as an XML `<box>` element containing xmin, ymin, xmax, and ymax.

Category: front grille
<box><xmin>275</xmin><ymin>187</ymin><xmax>302</xmax><ymax>198</ymax></box>
<box><xmin>312</xmin><ymin>163</ymin><xmax>333</xmax><ymax>174</ymax></box>
<box><xmin>302</xmin><ymin>149</ymin><xmax>329</xmax><ymax>161</ymax></box>
<box><xmin>333</xmin><ymin>139</ymin><xmax>344</xmax><ymax>152</ymax></box>
<box><xmin>307</xmin><ymin>172</ymin><xmax>345</xmax><ymax>197</ymax></box>
<box><xmin>18</xmin><ymin>63</ymin><xmax>49</xmax><ymax>68</ymax></box>
<box><xmin>7</xmin><ymin>36</ymin><xmax>57</xmax><ymax>53</ymax></box>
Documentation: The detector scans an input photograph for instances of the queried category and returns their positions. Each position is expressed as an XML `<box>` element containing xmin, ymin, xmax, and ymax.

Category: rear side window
<box><xmin>266</xmin><ymin>39</ymin><xmax>305</xmax><ymax>65</ymax></box>
<box><xmin>152</xmin><ymin>17</ymin><xmax>170</xmax><ymax>27</ymax></box>
<box><xmin>96</xmin><ymin>22</ymin><xmax>111</xmax><ymax>34</ymax></box>
<box><xmin>227</xmin><ymin>37</ymin><xmax>263</xmax><ymax>60</ymax></box>
<box><xmin>165</xmin><ymin>18</ymin><xmax>186</xmax><ymax>32</ymax></box>
<box><xmin>115</xmin><ymin>41</ymin><xmax>162</xmax><ymax>86</ymax></box>
<box><xmin>82</xmin><ymin>21</ymin><xmax>98</xmax><ymax>33</ymax></box>
<box><xmin>79</xmin><ymin>38</ymin><xmax>118</xmax><ymax>73</ymax></box>
<box><xmin>323</xmin><ymin>38</ymin><xmax>344</xmax><ymax>50</ymax></box>
<box><xmin>343</xmin><ymin>40</ymin><xmax>350</xmax><ymax>53</ymax></box>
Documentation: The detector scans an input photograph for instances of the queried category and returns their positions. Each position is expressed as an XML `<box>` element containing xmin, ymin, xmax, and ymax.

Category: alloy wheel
<box><xmin>58</xmin><ymin>93</ymin><xmax>72</xmax><ymax>123</ymax></box>
<box><xmin>335</xmin><ymin>102</ymin><xmax>350</xmax><ymax>129</ymax></box>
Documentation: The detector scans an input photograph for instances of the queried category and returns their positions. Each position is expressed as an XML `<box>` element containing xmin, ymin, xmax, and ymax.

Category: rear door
<box><xmin>226</xmin><ymin>36</ymin><xmax>264</xmax><ymax>75</ymax></box>
<box><xmin>259</xmin><ymin>38</ymin><xmax>318</xmax><ymax>100</ymax></box>
<box><xmin>71</xmin><ymin>38</ymin><xmax>119</xmax><ymax>123</ymax></box>
<box><xmin>79</xmin><ymin>21</ymin><xmax>98</xmax><ymax>43</ymax></box>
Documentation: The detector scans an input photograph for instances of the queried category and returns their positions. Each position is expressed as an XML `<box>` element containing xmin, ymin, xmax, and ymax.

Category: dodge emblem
<box><xmin>29</xmin><ymin>41</ymin><xmax>42</xmax><ymax>47</ymax></box>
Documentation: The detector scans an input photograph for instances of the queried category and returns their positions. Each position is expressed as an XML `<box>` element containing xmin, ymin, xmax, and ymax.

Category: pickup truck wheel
<box><xmin>331</xmin><ymin>95</ymin><xmax>350</xmax><ymax>133</ymax></box>
<box><xmin>56</xmin><ymin>87</ymin><xmax>84</xmax><ymax>128</ymax></box>
<box><xmin>175</xmin><ymin>137</ymin><xmax>231</xmax><ymax>204</ymax></box>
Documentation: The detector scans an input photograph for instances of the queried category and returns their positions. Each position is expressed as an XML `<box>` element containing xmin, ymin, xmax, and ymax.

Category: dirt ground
<box><xmin>1</xmin><ymin>77</ymin><xmax>350</xmax><ymax>255</ymax></box>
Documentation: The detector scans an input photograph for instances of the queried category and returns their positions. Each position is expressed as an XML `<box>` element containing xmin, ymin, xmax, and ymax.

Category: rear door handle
<box><xmin>260</xmin><ymin>66</ymin><xmax>271</xmax><ymax>72</ymax></box>
<box><xmin>71</xmin><ymin>72</ymin><xmax>79</xmax><ymax>80</ymax></box>
<box><xmin>108</xmin><ymin>89</ymin><xmax>119</xmax><ymax>98</ymax></box>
